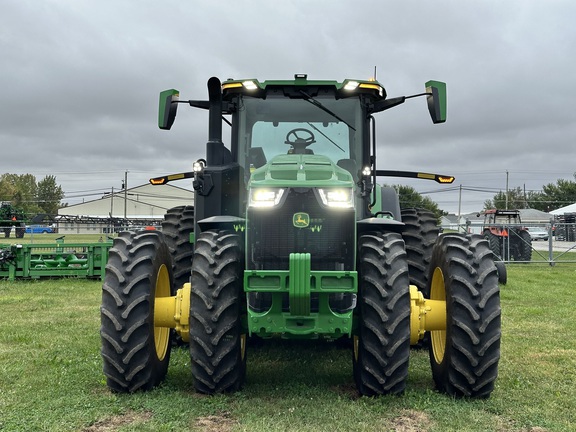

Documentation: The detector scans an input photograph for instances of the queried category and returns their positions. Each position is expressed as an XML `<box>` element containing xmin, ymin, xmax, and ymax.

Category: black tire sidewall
<box><xmin>353</xmin><ymin>232</ymin><xmax>411</xmax><ymax>396</ymax></box>
<box><xmin>101</xmin><ymin>230</ymin><xmax>174</xmax><ymax>392</ymax></box>
<box><xmin>189</xmin><ymin>229</ymin><xmax>246</xmax><ymax>393</ymax></box>
<box><xmin>428</xmin><ymin>233</ymin><xmax>501</xmax><ymax>398</ymax></box>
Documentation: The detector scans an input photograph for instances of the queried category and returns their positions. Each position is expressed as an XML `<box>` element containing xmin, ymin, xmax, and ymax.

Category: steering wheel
<box><xmin>285</xmin><ymin>128</ymin><xmax>316</xmax><ymax>154</ymax></box>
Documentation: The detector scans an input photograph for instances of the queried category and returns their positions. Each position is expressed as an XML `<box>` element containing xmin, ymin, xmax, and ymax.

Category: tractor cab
<box><xmin>155</xmin><ymin>75</ymin><xmax>451</xmax><ymax>226</ymax></box>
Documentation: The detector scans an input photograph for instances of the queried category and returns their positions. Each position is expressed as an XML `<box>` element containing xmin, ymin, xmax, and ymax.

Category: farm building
<box><xmin>56</xmin><ymin>183</ymin><xmax>194</xmax><ymax>234</ymax></box>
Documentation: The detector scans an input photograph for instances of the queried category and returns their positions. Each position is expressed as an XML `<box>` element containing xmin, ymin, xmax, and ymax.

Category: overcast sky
<box><xmin>2</xmin><ymin>0</ymin><xmax>575</xmax><ymax>214</ymax></box>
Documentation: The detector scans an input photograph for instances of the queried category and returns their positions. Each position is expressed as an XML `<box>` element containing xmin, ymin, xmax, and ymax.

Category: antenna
<box><xmin>373</xmin><ymin>66</ymin><xmax>377</xmax><ymax>80</ymax></box>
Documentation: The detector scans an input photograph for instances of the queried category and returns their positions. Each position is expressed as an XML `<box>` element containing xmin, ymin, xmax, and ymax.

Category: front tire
<box><xmin>428</xmin><ymin>234</ymin><xmax>501</xmax><ymax>398</ymax></box>
<box><xmin>353</xmin><ymin>232</ymin><xmax>411</xmax><ymax>395</ymax></box>
<box><xmin>100</xmin><ymin>231</ymin><xmax>173</xmax><ymax>392</ymax></box>
<box><xmin>189</xmin><ymin>230</ymin><xmax>246</xmax><ymax>394</ymax></box>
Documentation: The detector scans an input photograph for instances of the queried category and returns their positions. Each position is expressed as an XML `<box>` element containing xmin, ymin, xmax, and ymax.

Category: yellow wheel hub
<box><xmin>154</xmin><ymin>264</ymin><xmax>171</xmax><ymax>361</ymax></box>
<box><xmin>430</xmin><ymin>267</ymin><xmax>447</xmax><ymax>364</ymax></box>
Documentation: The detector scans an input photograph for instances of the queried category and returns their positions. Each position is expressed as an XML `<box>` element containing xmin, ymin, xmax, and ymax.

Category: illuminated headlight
<box><xmin>362</xmin><ymin>166</ymin><xmax>372</xmax><ymax>176</ymax></box>
<box><xmin>318</xmin><ymin>188</ymin><xmax>354</xmax><ymax>208</ymax></box>
<box><xmin>344</xmin><ymin>81</ymin><xmax>359</xmax><ymax>91</ymax></box>
<box><xmin>249</xmin><ymin>188</ymin><xmax>285</xmax><ymax>208</ymax></box>
<box><xmin>192</xmin><ymin>160</ymin><xmax>205</xmax><ymax>173</ymax></box>
<box><xmin>243</xmin><ymin>80</ymin><xmax>258</xmax><ymax>90</ymax></box>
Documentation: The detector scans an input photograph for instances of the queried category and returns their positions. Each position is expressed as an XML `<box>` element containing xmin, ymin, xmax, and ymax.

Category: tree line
<box><xmin>0</xmin><ymin>173</ymin><xmax>65</xmax><ymax>216</ymax></box>
<box><xmin>483</xmin><ymin>174</ymin><xmax>576</xmax><ymax>212</ymax></box>
<box><xmin>5</xmin><ymin>171</ymin><xmax>571</xmax><ymax>222</ymax></box>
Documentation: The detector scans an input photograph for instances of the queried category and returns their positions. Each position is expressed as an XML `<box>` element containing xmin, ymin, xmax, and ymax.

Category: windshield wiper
<box><xmin>306</xmin><ymin>122</ymin><xmax>345</xmax><ymax>152</ymax></box>
<box><xmin>299</xmin><ymin>90</ymin><xmax>356</xmax><ymax>131</ymax></box>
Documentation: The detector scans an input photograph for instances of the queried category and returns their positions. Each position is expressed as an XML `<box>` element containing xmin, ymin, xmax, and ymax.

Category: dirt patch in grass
<box><xmin>192</xmin><ymin>411</ymin><xmax>238</xmax><ymax>432</ymax></box>
<box><xmin>82</xmin><ymin>410</ymin><xmax>152</xmax><ymax>431</ymax></box>
<box><xmin>386</xmin><ymin>409</ymin><xmax>433</xmax><ymax>432</ymax></box>
<box><xmin>330</xmin><ymin>382</ymin><xmax>361</xmax><ymax>400</ymax></box>
<box><xmin>493</xmin><ymin>416</ymin><xmax>549</xmax><ymax>432</ymax></box>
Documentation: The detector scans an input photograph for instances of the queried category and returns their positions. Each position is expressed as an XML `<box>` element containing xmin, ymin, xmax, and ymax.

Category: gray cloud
<box><xmin>1</xmin><ymin>0</ymin><xmax>575</xmax><ymax>213</ymax></box>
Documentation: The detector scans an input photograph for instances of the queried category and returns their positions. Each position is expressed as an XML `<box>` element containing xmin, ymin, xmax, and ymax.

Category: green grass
<box><xmin>1</xmin><ymin>266</ymin><xmax>575</xmax><ymax>431</ymax></box>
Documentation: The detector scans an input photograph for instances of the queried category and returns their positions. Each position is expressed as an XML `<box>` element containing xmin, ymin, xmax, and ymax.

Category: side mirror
<box><xmin>425</xmin><ymin>80</ymin><xmax>446</xmax><ymax>124</ymax></box>
<box><xmin>158</xmin><ymin>89</ymin><xmax>179</xmax><ymax>130</ymax></box>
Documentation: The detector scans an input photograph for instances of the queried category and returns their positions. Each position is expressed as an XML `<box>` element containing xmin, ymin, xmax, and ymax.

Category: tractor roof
<box><xmin>221</xmin><ymin>74</ymin><xmax>387</xmax><ymax>100</ymax></box>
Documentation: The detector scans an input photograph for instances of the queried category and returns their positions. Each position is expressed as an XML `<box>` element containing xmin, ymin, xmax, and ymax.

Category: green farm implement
<box><xmin>0</xmin><ymin>237</ymin><xmax>112</xmax><ymax>280</ymax></box>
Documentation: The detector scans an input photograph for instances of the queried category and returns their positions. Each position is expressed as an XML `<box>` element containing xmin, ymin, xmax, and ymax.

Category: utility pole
<box><xmin>110</xmin><ymin>186</ymin><xmax>114</xmax><ymax>216</ymax></box>
<box><xmin>124</xmin><ymin>171</ymin><xmax>128</xmax><ymax>219</ymax></box>
<box><xmin>523</xmin><ymin>183</ymin><xmax>527</xmax><ymax>209</ymax></box>
<box><xmin>457</xmin><ymin>184</ymin><xmax>462</xmax><ymax>232</ymax></box>
<box><xmin>505</xmin><ymin>170</ymin><xmax>509</xmax><ymax>210</ymax></box>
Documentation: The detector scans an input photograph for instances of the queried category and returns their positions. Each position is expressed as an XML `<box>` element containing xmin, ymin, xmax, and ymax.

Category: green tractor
<box><xmin>0</xmin><ymin>202</ymin><xmax>25</xmax><ymax>238</ymax></box>
<box><xmin>100</xmin><ymin>75</ymin><xmax>501</xmax><ymax>398</ymax></box>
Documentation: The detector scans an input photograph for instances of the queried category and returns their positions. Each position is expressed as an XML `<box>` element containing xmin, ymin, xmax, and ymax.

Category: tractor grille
<box><xmin>247</xmin><ymin>188</ymin><xmax>354</xmax><ymax>271</ymax></box>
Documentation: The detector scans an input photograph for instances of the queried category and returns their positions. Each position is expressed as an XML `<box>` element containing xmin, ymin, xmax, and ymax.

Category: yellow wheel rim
<box><xmin>430</xmin><ymin>267</ymin><xmax>447</xmax><ymax>364</ymax></box>
<box><xmin>154</xmin><ymin>264</ymin><xmax>171</xmax><ymax>361</ymax></box>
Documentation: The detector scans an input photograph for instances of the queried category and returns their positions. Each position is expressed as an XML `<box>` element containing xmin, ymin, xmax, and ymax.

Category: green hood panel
<box><xmin>249</xmin><ymin>154</ymin><xmax>354</xmax><ymax>188</ymax></box>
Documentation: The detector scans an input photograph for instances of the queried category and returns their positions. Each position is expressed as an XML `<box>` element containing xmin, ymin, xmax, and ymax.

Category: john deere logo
<box><xmin>293</xmin><ymin>212</ymin><xmax>310</xmax><ymax>228</ymax></box>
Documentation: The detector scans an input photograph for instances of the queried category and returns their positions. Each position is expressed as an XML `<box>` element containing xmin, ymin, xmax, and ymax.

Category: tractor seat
<box><xmin>337</xmin><ymin>159</ymin><xmax>359</xmax><ymax>182</ymax></box>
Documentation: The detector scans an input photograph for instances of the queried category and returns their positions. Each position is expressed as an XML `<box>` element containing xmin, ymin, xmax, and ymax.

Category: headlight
<box><xmin>318</xmin><ymin>188</ymin><xmax>354</xmax><ymax>208</ymax></box>
<box><xmin>248</xmin><ymin>188</ymin><xmax>285</xmax><ymax>208</ymax></box>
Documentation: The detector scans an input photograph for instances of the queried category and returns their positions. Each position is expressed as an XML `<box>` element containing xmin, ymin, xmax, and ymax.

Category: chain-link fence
<box><xmin>460</xmin><ymin>222</ymin><xmax>576</xmax><ymax>265</ymax></box>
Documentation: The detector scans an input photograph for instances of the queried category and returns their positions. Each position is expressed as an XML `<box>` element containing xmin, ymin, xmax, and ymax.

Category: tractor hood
<box><xmin>248</xmin><ymin>154</ymin><xmax>355</xmax><ymax>188</ymax></box>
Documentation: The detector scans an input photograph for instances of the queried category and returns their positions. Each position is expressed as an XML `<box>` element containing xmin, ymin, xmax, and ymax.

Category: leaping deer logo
<box><xmin>293</xmin><ymin>212</ymin><xmax>310</xmax><ymax>228</ymax></box>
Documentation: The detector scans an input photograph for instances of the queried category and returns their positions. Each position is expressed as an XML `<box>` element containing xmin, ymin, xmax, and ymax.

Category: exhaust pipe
<box><xmin>206</xmin><ymin>76</ymin><xmax>227</xmax><ymax>166</ymax></box>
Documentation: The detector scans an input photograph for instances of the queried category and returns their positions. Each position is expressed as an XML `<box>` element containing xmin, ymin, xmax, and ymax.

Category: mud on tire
<box><xmin>100</xmin><ymin>230</ymin><xmax>173</xmax><ymax>392</ymax></box>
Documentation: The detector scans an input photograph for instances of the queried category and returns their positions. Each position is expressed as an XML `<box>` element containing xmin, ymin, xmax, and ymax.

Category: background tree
<box><xmin>0</xmin><ymin>174</ymin><xmax>39</xmax><ymax>213</ymax></box>
<box><xmin>392</xmin><ymin>184</ymin><xmax>446</xmax><ymax>219</ymax></box>
<box><xmin>37</xmin><ymin>175</ymin><xmax>65</xmax><ymax>214</ymax></box>
<box><xmin>0</xmin><ymin>173</ymin><xmax>65</xmax><ymax>217</ymax></box>
<box><xmin>484</xmin><ymin>174</ymin><xmax>576</xmax><ymax>212</ymax></box>
<box><xmin>537</xmin><ymin>177</ymin><xmax>576</xmax><ymax>212</ymax></box>
<box><xmin>483</xmin><ymin>187</ymin><xmax>527</xmax><ymax>210</ymax></box>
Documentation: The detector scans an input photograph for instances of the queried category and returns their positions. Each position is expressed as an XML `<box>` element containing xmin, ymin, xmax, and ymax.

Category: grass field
<box><xmin>1</xmin><ymin>265</ymin><xmax>575</xmax><ymax>431</ymax></box>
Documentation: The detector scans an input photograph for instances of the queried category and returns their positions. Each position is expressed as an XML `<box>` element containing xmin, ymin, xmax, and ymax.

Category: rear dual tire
<box><xmin>162</xmin><ymin>206</ymin><xmax>195</xmax><ymax>291</ymax></box>
<box><xmin>401</xmin><ymin>208</ymin><xmax>439</xmax><ymax>349</ymax></box>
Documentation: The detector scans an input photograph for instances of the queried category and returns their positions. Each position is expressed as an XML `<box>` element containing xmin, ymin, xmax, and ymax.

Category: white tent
<box><xmin>550</xmin><ymin>203</ymin><xmax>576</xmax><ymax>215</ymax></box>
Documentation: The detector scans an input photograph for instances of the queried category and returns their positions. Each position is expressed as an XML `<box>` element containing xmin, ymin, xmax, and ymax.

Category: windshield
<box><xmin>236</xmin><ymin>96</ymin><xmax>363</xmax><ymax>172</ymax></box>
